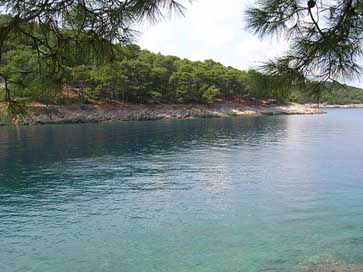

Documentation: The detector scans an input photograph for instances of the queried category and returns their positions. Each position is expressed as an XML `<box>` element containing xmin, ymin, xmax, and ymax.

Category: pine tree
<box><xmin>0</xmin><ymin>0</ymin><xmax>188</xmax><ymax>102</ymax></box>
<box><xmin>246</xmin><ymin>0</ymin><xmax>363</xmax><ymax>83</ymax></box>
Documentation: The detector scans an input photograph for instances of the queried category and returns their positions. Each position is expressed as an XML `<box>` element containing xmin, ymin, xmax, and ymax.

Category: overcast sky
<box><xmin>138</xmin><ymin>0</ymin><xmax>362</xmax><ymax>87</ymax></box>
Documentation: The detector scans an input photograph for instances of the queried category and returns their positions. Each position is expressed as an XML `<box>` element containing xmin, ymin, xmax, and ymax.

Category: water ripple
<box><xmin>1</xmin><ymin>110</ymin><xmax>363</xmax><ymax>271</ymax></box>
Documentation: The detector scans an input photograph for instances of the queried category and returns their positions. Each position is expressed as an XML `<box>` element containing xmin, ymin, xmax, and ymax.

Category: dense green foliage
<box><xmin>1</xmin><ymin>1</ymin><xmax>363</xmax><ymax>109</ymax></box>
<box><xmin>294</xmin><ymin>83</ymin><xmax>363</xmax><ymax>105</ymax></box>
<box><xmin>1</xmin><ymin>32</ymin><xmax>363</xmax><ymax>105</ymax></box>
<box><xmin>0</xmin><ymin>0</ymin><xmax>187</xmax><ymax>81</ymax></box>
<box><xmin>0</xmin><ymin>22</ymin><xmax>295</xmax><ymax>105</ymax></box>
<box><xmin>1</xmin><ymin>15</ymin><xmax>363</xmax><ymax>106</ymax></box>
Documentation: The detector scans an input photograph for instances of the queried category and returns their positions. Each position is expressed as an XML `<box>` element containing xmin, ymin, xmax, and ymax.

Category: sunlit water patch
<box><xmin>1</xmin><ymin>109</ymin><xmax>363</xmax><ymax>271</ymax></box>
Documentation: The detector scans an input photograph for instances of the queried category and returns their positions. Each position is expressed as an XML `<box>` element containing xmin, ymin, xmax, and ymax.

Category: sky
<box><xmin>137</xmin><ymin>0</ymin><xmax>362</xmax><ymax>88</ymax></box>
<box><xmin>138</xmin><ymin>0</ymin><xmax>288</xmax><ymax>70</ymax></box>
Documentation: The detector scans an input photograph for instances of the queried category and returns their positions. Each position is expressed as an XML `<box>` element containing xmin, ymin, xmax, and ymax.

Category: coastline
<box><xmin>0</xmin><ymin>102</ymin><xmax>324</xmax><ymax>126</ymax></box>
<box><xmin>310</xmin><ymin>104</ymin><xmax>363</xmax><ymax>109</ymax></box>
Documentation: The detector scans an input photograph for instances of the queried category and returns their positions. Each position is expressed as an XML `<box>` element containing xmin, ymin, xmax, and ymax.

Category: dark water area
<box><xmin>1</xmin><ymin>109</ymin><xmax>363</xmax><ymax>272</ymax></box>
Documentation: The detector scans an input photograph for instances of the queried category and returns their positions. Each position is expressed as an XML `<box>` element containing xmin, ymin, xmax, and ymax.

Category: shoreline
<box><xmin>0</xmin><ymin>102</ymin><xmax>324</xmax><ymax>126</ymax></box>
<box><xmin>310</xmin><ymin>104</ymin><xmax>363</xmax><ymax>109</ymax></box>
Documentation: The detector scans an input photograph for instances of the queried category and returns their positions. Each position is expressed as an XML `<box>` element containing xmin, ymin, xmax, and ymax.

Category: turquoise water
<box><xmin>1</xmin><ymin>109</ymin><xmax>363</xmax><ymax>272</ymax></box>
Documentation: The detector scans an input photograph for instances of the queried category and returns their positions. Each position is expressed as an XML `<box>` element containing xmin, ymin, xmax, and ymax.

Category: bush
<box><xmin>146</xmin><ymin>91</ymin><xmax>162</xmax><ymax>104</ymax></box>
<box><xmin>200</xmin><ymin>85</ymin><xmax>220</xmax><ymax>104</ymax></box>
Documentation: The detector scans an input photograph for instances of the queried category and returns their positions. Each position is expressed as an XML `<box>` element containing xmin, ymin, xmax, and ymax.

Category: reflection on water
<box><xmin>1</xmin><ymin>110</ymin><xmax>363</xmax><ymax>272</ymax></box>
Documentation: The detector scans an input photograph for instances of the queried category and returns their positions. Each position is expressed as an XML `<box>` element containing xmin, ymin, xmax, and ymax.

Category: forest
<box><xmin>1</xmin><ymin>15</ymin><xmax>363</xmax><ymax>107</ymax></box>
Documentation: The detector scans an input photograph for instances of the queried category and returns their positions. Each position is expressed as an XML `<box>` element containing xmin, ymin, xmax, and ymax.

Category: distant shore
<box><xmin>0</xmin><ymin>101</ymin><xmax>325</xmax><ymax>126</ymax></box>
<box><xmin>310</xmin><ymin>104</ymin><xmax>363</xmax><ymax>109</ymax></box>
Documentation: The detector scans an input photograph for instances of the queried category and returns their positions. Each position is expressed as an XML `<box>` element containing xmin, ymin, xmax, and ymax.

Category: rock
<box><xmin>297</xmin><ymin>255</ymin><xmax>363</xmax><ymax>272</ymax></box>
<box><xmin>2</xmin><ymin>102</ymin><xmax>325</xmax><ymax>126</ymax></box>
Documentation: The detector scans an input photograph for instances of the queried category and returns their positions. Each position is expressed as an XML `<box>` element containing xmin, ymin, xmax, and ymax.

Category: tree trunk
<box><xmin>4</xmin><ymin>79</ymin><xmax>11</xmax><ymax>103</ymax></box>
<box><xmin>316</xmin><ymin>91</ymin><xmax>321</xmax><ymax>107</ymax></box>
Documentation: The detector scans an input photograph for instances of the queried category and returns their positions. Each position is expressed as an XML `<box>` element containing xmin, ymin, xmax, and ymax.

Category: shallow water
<box><xmin>1</xmin><ymin>109</ymin><xmax>363</xmax><ymax>272</ymax></box>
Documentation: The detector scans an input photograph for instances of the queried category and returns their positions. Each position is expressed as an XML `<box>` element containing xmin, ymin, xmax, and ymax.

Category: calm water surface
<box><xmin>1</xmin><ymin>109</ymin><xmax>363</xmax><ymax>272</ymax></box>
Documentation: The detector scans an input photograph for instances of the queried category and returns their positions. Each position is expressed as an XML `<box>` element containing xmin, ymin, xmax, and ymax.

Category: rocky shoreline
<box><xmin>0</xmin><ymin>102</ymin><xmax>324</xmax><ymax>126</ymax></box>
<box><xmin>312</xmin><ymin>104</ymin><xmax>363</xmax><ymax>108</ymax></box>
